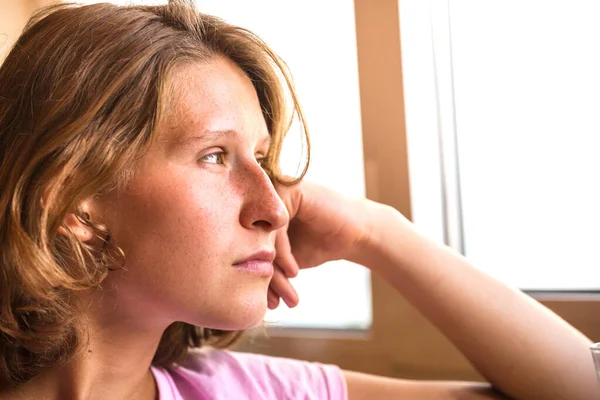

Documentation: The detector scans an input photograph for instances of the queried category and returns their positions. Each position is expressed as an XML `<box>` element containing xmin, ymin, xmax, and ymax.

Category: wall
<box><xmin>0</xmin><ymin>0</ymin><xmax>56</xmax><ymax>61</ymax></box>
<box><xmin>0</xmin><ymin>0</ymin><xmax>31</xmax><ymax>60</ymax></box>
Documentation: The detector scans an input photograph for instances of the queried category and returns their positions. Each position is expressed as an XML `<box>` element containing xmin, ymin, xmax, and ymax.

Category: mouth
<box><xmin>233</xmin><ymin>250</ymin><xmax>275</xmax><ymax>277</ymax></box>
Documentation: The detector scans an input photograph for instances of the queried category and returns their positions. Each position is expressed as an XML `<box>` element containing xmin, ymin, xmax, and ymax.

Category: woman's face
<box><xmin>90</xmin><ymin>57</ymin><xmax>288</xmax><ymax>330</ymax></box>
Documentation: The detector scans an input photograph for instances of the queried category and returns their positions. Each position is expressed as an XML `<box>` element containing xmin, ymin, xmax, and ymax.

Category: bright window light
<box><xmin>400</xmin><ymin>0</ymin><xmax>600</xmax><ymax>291</ymax></box>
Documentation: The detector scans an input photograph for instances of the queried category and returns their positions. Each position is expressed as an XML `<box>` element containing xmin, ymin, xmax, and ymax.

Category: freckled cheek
<box><xmin>148</xmin><ymin>186</ymin><xmax>240</xmax><ymax>240</ymax></box>
<box><xmin>113</xmin><ymin>168</ymin><xmax>242</xmax><ymax>242</ymax></box>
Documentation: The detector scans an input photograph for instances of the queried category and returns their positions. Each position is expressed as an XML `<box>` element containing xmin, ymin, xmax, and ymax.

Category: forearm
<box><xmin>344</xmin><ymin>370</ymin><xmax>510</xmax><ymax>400</ymax></box>
<box><xmin>353</xmin><ymin>204</ymin><xmax>598</xmax><ymax>400</ymax></box>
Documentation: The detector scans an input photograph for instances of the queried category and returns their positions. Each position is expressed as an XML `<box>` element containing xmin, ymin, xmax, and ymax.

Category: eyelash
<box><xmin>199</xmin><ymin>151</ymin><xmax>267</xmax><ymax>167</ymax></box>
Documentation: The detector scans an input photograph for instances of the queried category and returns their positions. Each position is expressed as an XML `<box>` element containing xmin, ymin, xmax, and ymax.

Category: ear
<box><xmin>41</xmin><ymin>184</ymin><xmax>96</xmax><ymax>243</ymax></box>
<box><xmin>59</xmin><ymin>212</ymin><xmax>95</xmax><ymax>242</ymax></box>
<box><xmin>58</xmin><ymin>199</ymin><xmax>96</xmax><ymax>243</ymax></box>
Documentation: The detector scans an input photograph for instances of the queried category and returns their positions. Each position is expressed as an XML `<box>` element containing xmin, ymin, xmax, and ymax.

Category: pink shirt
<box><xmin>151</xmin><ymin>348</ymin><xmax>348</xmax><ymax>400</ymax></box>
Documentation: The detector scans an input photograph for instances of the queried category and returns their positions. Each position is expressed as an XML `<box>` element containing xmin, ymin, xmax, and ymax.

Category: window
<box><xmin>400</xmin><ymin>0</ymin><xmax>600</xmax><ymax>291</ymax></box>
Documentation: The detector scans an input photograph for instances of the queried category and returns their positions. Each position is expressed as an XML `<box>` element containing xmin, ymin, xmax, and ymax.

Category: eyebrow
<box><xmin>173</xmin><ymin>129</ymin><xmax>272</xmax><ymax>149</ymax></box>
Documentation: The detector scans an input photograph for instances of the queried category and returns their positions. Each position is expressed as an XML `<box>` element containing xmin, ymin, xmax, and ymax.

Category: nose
<box><xmin>238</xmin><ymin>163</ymin><xmax>289</xmax><ymax>232</ymax></box>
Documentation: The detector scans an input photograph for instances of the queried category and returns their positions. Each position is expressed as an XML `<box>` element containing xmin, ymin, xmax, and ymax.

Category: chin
<box><xmin>191</xmin><ymin>293</ymin><xmax>268</xmax><ymax>331</ymax></box>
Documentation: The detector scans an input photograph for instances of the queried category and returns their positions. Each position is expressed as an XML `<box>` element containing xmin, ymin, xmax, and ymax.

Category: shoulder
<box><xmin>151</xmin><ymin>347</ymin><xmax>348</xmax><ymax>400</ymax></box>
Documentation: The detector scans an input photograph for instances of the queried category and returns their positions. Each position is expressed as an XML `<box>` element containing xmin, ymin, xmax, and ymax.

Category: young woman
<box><xmin>0</xmin><ymin>1</ymin><xmax>596</xmax><ymax>399</ymax></box>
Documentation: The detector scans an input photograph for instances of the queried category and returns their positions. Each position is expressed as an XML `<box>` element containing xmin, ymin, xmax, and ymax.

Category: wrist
<box><xmin>348</xmin><ymin>201</ymin><xmax>403</xmax><ymax>269</ymax></box>
<box><xmin>352</xmin><ymin>201</ymin><xmax>429</xmax><ymax>278</ymax></box>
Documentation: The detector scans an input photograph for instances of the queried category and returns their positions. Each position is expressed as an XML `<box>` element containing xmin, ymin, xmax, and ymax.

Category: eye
<box><xmin>200</xmin><ymin>151</ymin><xmax>225</xmax><ymax>165</ymax></box>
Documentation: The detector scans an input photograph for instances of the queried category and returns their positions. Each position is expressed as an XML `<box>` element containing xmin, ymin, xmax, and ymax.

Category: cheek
<box><xmin>108</xmin><ymin>173</ymin><xmax>240</xmax><ymax>264</ymax></box>
<box><xmin>98</xmin><ymin>178</ymin><xmax>242</xmax><ymax>305</ymax></box>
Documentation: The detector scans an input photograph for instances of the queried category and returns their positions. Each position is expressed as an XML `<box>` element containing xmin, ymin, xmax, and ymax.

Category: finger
<box><xmin>269</xmin><ymin>266</ymin><xmax>299</xmax><ymax>308</ymax></box>
<box><xmin>267</xmin><ymin>288</ymin><xmax>280</xmax><ymax>310</ymax></box>
<box><xmin>274</xmin><ymin>227</ymin><xmax>300</xmax><ymax>278</ymax></box>
<box><xmin>269</xmin><ymin>267</ymin><xmax>295</xmax><ymax>308</ymax></box>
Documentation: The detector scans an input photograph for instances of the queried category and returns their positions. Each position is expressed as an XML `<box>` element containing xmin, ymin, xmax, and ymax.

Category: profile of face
<box><xmin>84</xmin><ymin>56</ymin><xmax>289</xmax><ymax>331</ymax></box>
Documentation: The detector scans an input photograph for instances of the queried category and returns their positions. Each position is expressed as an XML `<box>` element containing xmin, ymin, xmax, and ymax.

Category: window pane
<box><xmin>450</xmin><ymin>0</ymin><xmax>600</xmax><ymax>290</ymax></box>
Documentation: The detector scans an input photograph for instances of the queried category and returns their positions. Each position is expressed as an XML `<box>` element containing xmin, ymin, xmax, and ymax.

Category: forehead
<box><xmin>158</xmin><ymin>57</ymin><xmax>268</xmax><ymax>143</ymax></box>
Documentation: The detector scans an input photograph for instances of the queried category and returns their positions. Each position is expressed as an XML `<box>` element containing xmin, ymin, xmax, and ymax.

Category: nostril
<box><xmin>252</xmin><ymin>220</ymin><xmax>272</xmax><ymax>230</ymax></box>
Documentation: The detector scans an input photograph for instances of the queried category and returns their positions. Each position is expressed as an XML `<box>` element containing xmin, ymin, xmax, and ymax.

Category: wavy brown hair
<box><xmin>0</xmin><ymin>0</ymin><xmax>309</xmax><ymax>388</ymax></box>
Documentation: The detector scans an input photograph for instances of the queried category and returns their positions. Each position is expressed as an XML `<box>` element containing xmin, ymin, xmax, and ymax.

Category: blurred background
<box><xmin>2</xmin><ymin>0</ymin><xmax>600</xmax><ymax>381</ymax></box>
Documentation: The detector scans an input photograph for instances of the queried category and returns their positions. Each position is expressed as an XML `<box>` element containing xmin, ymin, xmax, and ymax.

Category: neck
<box><xmin>1</xmin><ymin>299</ymin><xmax>168</xmax><ymax>400</ymax></box>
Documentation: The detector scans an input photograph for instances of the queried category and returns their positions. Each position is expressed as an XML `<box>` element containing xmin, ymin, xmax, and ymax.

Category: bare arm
<box><xmin>344</xmin><ymin>370</ymin><xmax>509</xmax><ymax>400</ymax></box>
<box><xmin>273</xmin><ymin>181</ymin><xmax>598</xmax><ymax>400</ymax></box>
<box><xmin>348</xmin><ymin>203</ymin><xmax>597</xmax><ymax>400</ymax></box>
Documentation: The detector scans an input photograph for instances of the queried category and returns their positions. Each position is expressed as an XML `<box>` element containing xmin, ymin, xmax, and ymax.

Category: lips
<box><xmin>233</xmin><ymin>250</ymin><xmax>276</xmax><ymax>265</ymax></box>
<box><xmin>233</xmin><ymin>250</ymin><xmax>275</xmax><ymax>276</ymax></box>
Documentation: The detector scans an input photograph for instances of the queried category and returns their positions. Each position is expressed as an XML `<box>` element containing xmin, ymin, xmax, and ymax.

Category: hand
<box><xmin>267</xmin><ymin>180</ymin><xmax>378</xmax><ymax>309</ymax></box>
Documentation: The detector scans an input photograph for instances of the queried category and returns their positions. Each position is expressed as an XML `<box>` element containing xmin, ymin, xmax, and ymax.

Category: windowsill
<box><xmin>245</xmin><ymin>326</ymin><xmax>372</xmax><ymax>340</ymax></box>
<box><xmin>527</xmin><ymin>291</ymin><xmax>600</xmax><ymax>302</ymax></box>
